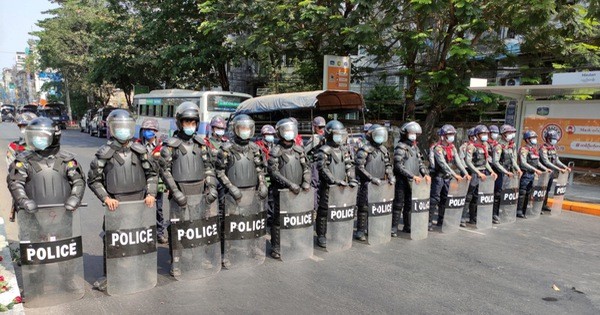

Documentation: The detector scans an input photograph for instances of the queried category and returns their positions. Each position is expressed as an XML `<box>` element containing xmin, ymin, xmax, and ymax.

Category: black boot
<box><xmin>391</xmin><ymin>209</ymin><xmax>401</xmax><ymax>237</ymax></box>
<box><xmin>517</xmin><ymin>192</ymin><xmax>527</xmax><ymax>218</ymax></box>
<box><xmin>316</xmin><ymin>216</ymin><xmax>327</xmax><ymax>248</ymax></box>
<box><xmin>402</xmin><ymin>208</ymin><xmax>411</xmax><ymax>233</ymax></box>
<box><xmin>270</xmin><ymin>225</ymin><xmax>281</xmax><ymax>259</ymax></box>
<box><xmin>354</xmin><ymin>210</ymin><xmax>367</xmax><ymax>241</ymax></box>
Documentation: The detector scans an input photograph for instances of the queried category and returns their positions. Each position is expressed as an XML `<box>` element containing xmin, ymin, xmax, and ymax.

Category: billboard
<box><xmin>323</xmin><ymin>55</ymin><xmax>350</xmax><ymax>90</ymax></box>
<box><xmin>521</xmin><ymin>101</ymin><xmax>600</xmax><ymax>161</ymax></box>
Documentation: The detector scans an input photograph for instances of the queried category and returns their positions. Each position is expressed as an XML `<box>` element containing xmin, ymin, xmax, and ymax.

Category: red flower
<box><xmin>0</xmin><ymin>256</ymin><xmax>3</xmax><ymax>261</ymax></box>
<box><xmin>13</xmin><ymin>296</ymin><xmax>22</xmax><ymax>304</ymax></box>
<box><xmin>0</xmin><ymin>276</ymin><xmax>4</xmax><ymax>282</ymax></box>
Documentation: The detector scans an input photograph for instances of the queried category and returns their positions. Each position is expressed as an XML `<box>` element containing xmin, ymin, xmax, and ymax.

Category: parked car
<box><xmin>37</xmin><ymin>106</ymin><xmax>66</xmax><ymax>129</ymax></box>
<box><xmin>79</xmin><ymin>109</ymin><xmax>93</xmax><ymax>132</ymax></box>
<box><xmin>19</xmin><ymin>104</ymin><xmax>38</xmax><ymax>114</ymax></box>
<box><xmin>89</xmin><ymin>107</ymin><xmax>116</xmax><ymax>137</ymax></box>
<box><xmin>1</xmin><ymin>105</ymin><xmax>15</xmax><ymax>122</ymax></box>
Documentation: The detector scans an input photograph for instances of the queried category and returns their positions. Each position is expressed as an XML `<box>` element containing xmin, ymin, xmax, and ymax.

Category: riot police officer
<box><xmin>429</xmin><ymin>125</ymin><xmax>470</xmax><ymax>230</ymax></box>
<box><xmin>462</xmin><ymin>125</ymin><xmax>497</xmax><ymax>226</ymax></box>
<box><xmin>137</xmin><ymin>118</ymin><xmax>167</xmax><ymax>244</ymax></box>
<box><xmin>6</xmin><ymin>112</ymin><xmax>37</xmax><ymax>167</ymax></box>
<box><xmin>539</xmin><ymin>130</ymin><xmax>570</xmax><ymax>211</ymax></box>
<box><xmin>267</xmin><ymin>118</ymin><xmax>311</xmax><ymax>258</ymax></box>
<box><xmin>256</xmin><ymin>124</ymin><xmax>276</xmax><ymax>161</ymax></box>
<box><xmin>491</xmin><ymin>124</ymin><xmax>522</xmax><ymax>223</ymax></box>
<box><xmin>306</xmin><ymin>116</ymin><xmax>327</xmax><ymax>211</ymax></box>
<box><xmin>8</xmin><ymin>117</ymin><xmax>86</xmax><ymax>296</ymax></box>
<box><xmin>459</xmin><ymin>128</ymin><xmax>476</xmax><ymax>162</ymax></box>
<box><xmin>354</xmin><ymin>124</ymin><xmax>395</xmax><ymax>240</ymax></box>
<box><xmin>216</xmin><ymin>114</ymin><xmax>268</xmax><ymax>267</ymax></box>
<box><xmin>88</xmin><ymin>109</ymin><xmax>157</xmax><ymax>290</ymax></box>
<box><xmin>204</xmin><ymin>115</ymin><xmax>228</xmax><ymax>156</ymax></box>
<box><xmin>158</xmin><ymin>102</ymin><xmax>218</xmax><ymax>277</ymax></box>
<box><xmin>315</xmin><ymin>120</ymin><xmax>357</xmax><ymax>248</ymax></box>
<box><xmin>488</xmin><ymin>125</ymin><xmax>500</xmax><ymax>155</ymax></box>
<box><xmin>392</xmin><ymin>122</ymin><xmax>430</xmax><ymax>235</ymax></box>
<box><xmin>517</xmin><ymin>130</ymin><xmax>551</xmax><ymax>218</ymax></box>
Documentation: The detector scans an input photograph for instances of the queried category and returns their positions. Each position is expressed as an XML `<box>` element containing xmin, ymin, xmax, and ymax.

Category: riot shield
<box><xmin>410</xmin><ymin>177</ymin><xmax>431</xmax><ymax>241</ymax></box>
<box><xmin>551</xmin><ymin>171</ymin><xmax>569</xmax><ymax>216</ymax></box>
<box><xmin>170</xmin><ymin>194</ymin><xmax>221</xmax><ymax>280</ymax></box>
<box><xmin>442</xmin><ymin>179</ymin><xmax>469</xmax><ymax>234</ymax></box>
<box><xmin>105</xmin><ymin>200</ymin><xmax>157</xmax><ymax>296</ymax></box>
<box><xmin>476</xmin><ymin>177</ymin><xmax>495</xmax><ymax>230</ymax></box>
<box><xmin>526</xmin><ymin>172</ymin><xmax>550</xmax><ymax>219</ymax></box>
<box><xmin>18</xmin><ymin>205</ymin><xmax>84</xmax><ymax>308</ymax></box>
<box><xmin>498</xmin><ymin>175</ymin><xmax>519</xmax><ymax>224</ymax></box>
<box><xmin>366</xmin><ymin>183</ymin><xmax>394</xmax><ymax>245</ymax></box>
<box><xmin>327</xmin><ymin>185</ymin><xmax>358</xmax><ymax>252</ymax></box>
<box><xmin>223</xmin><ymin>188</ymin><xmax>267</xmax><ymax>269</ymax></box>
<box><xmin>279</xmin><ymin>189</ymin><xmax>314</xmax><ymax>262</ymax></box>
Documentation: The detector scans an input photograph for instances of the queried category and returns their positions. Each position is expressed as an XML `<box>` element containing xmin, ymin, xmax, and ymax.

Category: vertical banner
<box><xmin>323</xmin><ymin>55</ymin><xmax>351</xmax><ymax>90</ymax></box>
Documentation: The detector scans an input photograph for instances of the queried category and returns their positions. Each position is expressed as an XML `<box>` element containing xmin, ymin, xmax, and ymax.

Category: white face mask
<box><xmin>332</xmin><ymin>134</ymin><xmax>343</xmax><ymax>144</ymax></box>
<box><xmin>239</xmin><ymin>130</ymin><xmax>251</xmax><ymax>140</ymax></box>
<box><xmin>215</xmin><ymin>129</ymin><xmax>225</xmax><ymax>137</ymax></box>
<box><xmin>264</xmin><ymin>135</ymin><xmax>275</xmax><ymax>143</ymax></box>
<box><xmin>550</xmin><ymin>139</ymin><xmax>557</xmax><ymax>145</ymax></box>
<box><xmin>491</xmin><ymin>133</ymin><xmax>499</xmax><ymax>140</ymax></box>
<box><xmin>408</xmin><ymin>134</ymin><xmax>417</xmax><ymax>141</ymax></box>
<box><xmin>282</xmin><ymin>131</ymin><xmax>295</xmax><ymax>141</ymax></box>
<box><xmin>480</xmin><ymin>135</ymin><xmax>489</xmax><ymax>142</ymax></box>
<box><xmin>506</xmin><ymin>133</ymin><xmax>515</xmax><ymax>141</ymax></box>
<box><xmin>530</xmin><ymin>138</ymin><xmax>538</xmax><ymax>145</ymax></box>
<box><xmin>446</xmin><ymin>135</ymin><xmax>455</xmax><ymax>143</ymax></box>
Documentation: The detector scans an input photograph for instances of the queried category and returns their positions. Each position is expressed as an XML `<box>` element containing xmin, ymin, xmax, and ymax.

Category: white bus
<box><xmin>133</xmin><ymin>89</ymin><xmax>252</xmax><ymax>138</ymax></box>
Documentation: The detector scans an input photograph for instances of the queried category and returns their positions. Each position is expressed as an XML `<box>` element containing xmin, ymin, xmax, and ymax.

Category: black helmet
<box><xmin>324</xmin><ymin>120</ymin><xmax>346</xmax><ymax>144</ymax></box>
<box><xmin>276</xmin><ymin>118</ymin><xmax>298</xmax><ymax>142</ymax></box>
<box><xmin>473</xmin><ymin>124</ymin><xmax>489</xmax><ymax>135</ymax></box>
<box><xmin>107</xmin><ymin>109</ymin><xmax>135</xmax><ymax>142</ymax></box>
<box><xmin>231</xmin><ymin>114</ymin><xmax>255</xmax><ymax>140</ymax></box>
<box><xmin>24</xmin><ymin>117</ymin><xmax>57</xmax><ymax>151</ymax></box>
<box><xmin>175</xmin><ymin>102</ymin><xmax>200</xmax><ymax>130</ymax></box>
<box><xmin>367</xmin><ymin>124</ymin><xmax>388</xmax><ymax>145</ymax></box>
<box><xmin>544</xmin><ymin>130</ymin><xmax>559</xmax><ymax>143</ymax></box>
<box><xmin>523</xmin><ymin>130</ymin><xmax>537</xmax><ymax>140</ymax></box>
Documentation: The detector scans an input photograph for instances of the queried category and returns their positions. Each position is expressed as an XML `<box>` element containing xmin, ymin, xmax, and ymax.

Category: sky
<box><xmin>0</xmin><ymin>0</ymin><xmax>58</xmax><ymax>70</ymax></box>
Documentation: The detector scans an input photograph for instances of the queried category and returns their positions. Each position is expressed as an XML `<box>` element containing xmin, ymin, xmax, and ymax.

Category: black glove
<box><xmin>229</xmin><ymin>186</ymin><xmax>243</xmax><ymax>201</ymax></box>
<box><xmin>349</xmin><ymin>180</ymin><xmax>358</xmax><ymax>188</ymax></box>
<box><xmin>289</xmin><ymin>183</ymin><xmax>301</xmax><ymax>194</ymax></box>
<box><xmin>336</xmin><ymin>180</ymin><xmax>349</xmax><ymax>187</ymax></box>
<box><xmin>65</xmin><ymin>196</ymin><xmax>81</xmax><ymax>211</ymax></box>
<box><xmin>258</xmin><ymin>183</ymin><xmax>268</xmax><ymax>199</ymax></box>
<box><xmin>172</xmin><ymin>190</ymin><xmax>187</xmax><ymax>207</ymax></box>
<box><xmin>301</xmin><ymin>182</ymin><xmax>311</xmax><ymax>191</ymax></box>
<box><xmin>20</xmin><ymin>199</ymin><xmax>37</xmax><ymax>213</ymax></box>
<box><xmin>371</xmin><ymin>178</ymin><xmax>382</xmax><ymax>186</ymax></box>
<box><xmin>205</xmin><ymin>186</ymin><xmax>218</xmax><ymax>204</ymax></box>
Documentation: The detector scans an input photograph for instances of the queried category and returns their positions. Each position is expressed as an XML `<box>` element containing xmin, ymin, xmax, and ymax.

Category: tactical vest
<box><xmin>364</xmin><ymin>147</ymin><xmax>386</xmax><ymax>179</ymax></box>
<box><xmin>105</xmin><ymin>149</ymin><xmax>146</xmax><ymax>195</ymax></box>
<box><xmin>472</xmin><ymin>144</ymin><xmax>488</xmax><ymax>169</ymax></box>
<box><xmin>171</xmin><ymin>141</ymin><xmax>206</xmax><ymax>183</ymax></box>
<box><xmin>326</xmin><ymin>147</ymin><xmax>347</xmax><ymax>180</ymax></box>
<box><xmin>277</xmin><ymin>147</ymin><xmax>304</xmax><ymax>185</ymax></box>
<box><xmin>226</xmin><ymin>144</ymin><xmax>258</xmax><ymax>188</ymax></box>
<box><xmin>543</xmin><ymin>144</ymin><xmax>559</xmax><ymax>164</ymax></box>
<box><xmin>25</xmin><ymin>156</ymin><xmax>71</xmax><ymax>205</ymax></box>
<box><xmin>398</xmin><ymin>142</ymin><xmax>421</xmax><ymax>177</ymax></box>
<box><xmin>524</xmin><ymin>146</ymin><xmax>542</xmax><ymax>170</ymax></box>
<box><xmin>499</xmin><ymin>141</ymin><xmax>516</xmax><ymax>171</ymax></box>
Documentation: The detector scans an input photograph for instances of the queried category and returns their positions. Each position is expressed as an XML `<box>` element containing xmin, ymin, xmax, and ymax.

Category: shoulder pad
<box><xmin>192</xmin><ymin>135</ymin><xmax>206</xmax><ymax>146</ymax></box>
<box><xmin>396</xmin><ymin>142</ymin><xmax>410</xmax><ymax>150</ymax></box>
<box><xmin>15</xmin><ymin>150</ymin><xmax>34</xmax><ymax>162</ymax></box>
<box><xmin>222</xmin><ymin>142</ymin><xmax>233</xmax><ymax>151</ymax></box>
<box><xmin>57</xmin><ymin>150</ymin><xmax>76</xmax><ymax>161</ymax></box>
<box><xmin>96</xmin><ymin>145</ymin><xmax>115</xmax><ymax>159</ymax></box>
<box><xmin>292</xmin><ymin>145</ymin><xmax>304</xmax><ymax>154</ymax></box>
<box><xmin>130</xmin><ymin>142</ymin><xmax>147</xmax><ymax>154</ymax></box>
<box><xmin>166</xmin><ymin>137</ymin><xmax>182</xmax><ymax>148</ymax></box>
<box><xmin>248</xmin><ymin>141</ymin><xmax>260</xmax><ymax>152</ymax></box>
<box><xmin>380</xmin><ymin>145</ymin><xmax>389</xmax><ymax>154</ymax></box>
<box><xmin>319</xmin><ymin>144</ymin><xmax>333</xmax><ymax>155</ymax></box>
<box><xmin>270</xmin><ymin>145</ymin><xmax>283</xmax><ymax>157</ymax></box>
<box><xmin>363</xmin><ymin>144</ymin><xmax>374</xmax><ymax>153</ymax></box>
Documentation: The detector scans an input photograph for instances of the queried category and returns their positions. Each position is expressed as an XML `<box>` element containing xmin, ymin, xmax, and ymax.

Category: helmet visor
<box><xmin>25</xmin><ymin>129</ymin><xmax>53</xmax><ymax>150</ymax></box>
<box><xmin>109</xmin><ymin>120</ymin><xmax>136</xmax><ymax>141</ymax></box>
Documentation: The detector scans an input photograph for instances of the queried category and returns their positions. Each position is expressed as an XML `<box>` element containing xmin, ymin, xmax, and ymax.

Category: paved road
<box><xmin>1</xmin><ymin>123</ymin><xmax>599</xmax><ymax>314</ymax></box>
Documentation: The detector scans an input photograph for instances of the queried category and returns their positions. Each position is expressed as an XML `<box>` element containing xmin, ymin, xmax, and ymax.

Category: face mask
<box><xmin>332</xmin><ymin>134</ymin><xmax>343</xmax><ymax>144</ymax></box>
<box><xmin>32</xmin><ymin>136</ymin><xmax>50</xmax><ymax>150</ymax></box>
<box><xmin>373</xmin><ymin>135</ymin><xmax>385</xmax><ymax>144</ymax></box>
<box><xmin>142</xmin><ymin>130</ymin><xmax>156</xmax><ymax>140</ymax></box>
<box><xmin>215</xmin><ymin>129</ymin><xmax>225</xmax><ymax>137</ymax></box>
<box><xmin>506</xmin><ymin>133</ymin><xmax>515</xmax><ymax>141</ymax></box>
<box><xmin>239</xmin><ymin>130</ymin><xmax>251</xmax><ymax>140</ymax></box>
<box><xmin>530</xmin><ymin>138</ymin><xmax>538</xmax><ymax>145</ymax></box>
<box><xmin>480</xmin><ymin>135</ymin><xmax>489</xmax><ymax>142</ymax></box>
<box><xmin>317</xmin><ymin>129</ymin><xmax>325</xmax><ymax>136</ymax></box>
<box><xmin>550</xmin><ymin>139</ymin><xmax>557</xmax><ymax>145</ymax></box>
<box><xmin>282</xmin><ymin>131</ymin><xmax>295</xmax><ymax>141</ymax></box>
<box><xmin>491</xmin><ymin>133</ymin><xmax>499</xmax><ymax>140</ymax></box>
<box><xmin>183</xmin><ymin>127</ymin><xmax>196</xmax><ymax>136</ymax></box>
<box><xmin>408</xmin><ymin>134</ymin><xmax>417</xmax><ymax>141</ymax></box>
<box><xmin>114</xmin><ymin>128</ymin><xmax>132</xmax><ymax>141</ymax></box>
<box><xmin>446</xmin><ymin>135</ymin><xmax>455</xmax><ymax>143</ymax></box>
<box><xmin>265</xmin><ymin>135</ymin><xmax>274</xmax><ymax>143</ymax></box>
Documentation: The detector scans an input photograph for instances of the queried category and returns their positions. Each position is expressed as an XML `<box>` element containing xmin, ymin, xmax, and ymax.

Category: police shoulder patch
<box><xmin>15</xmin><ymin>161</ymin><xmax>24</xmax><ymax>168</ymax></box>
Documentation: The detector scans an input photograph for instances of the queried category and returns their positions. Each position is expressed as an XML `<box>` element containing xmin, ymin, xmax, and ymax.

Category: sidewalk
<box><xmin>550</xmin><ymin>182</ymin><xmax>600</xmax><ymax>216</ymax></box>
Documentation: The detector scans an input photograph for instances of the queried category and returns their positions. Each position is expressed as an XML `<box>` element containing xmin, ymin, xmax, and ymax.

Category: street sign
<box><xmin>323</xmin><ymin>55</ymin><xmax>351</xmax><ymax>91</ymax></box>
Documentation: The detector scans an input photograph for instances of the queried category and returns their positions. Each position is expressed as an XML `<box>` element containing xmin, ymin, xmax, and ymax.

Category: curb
<box><xmin>547</xmin><ymin>198</ymin><xmax>600</xmax><ymax>216</ymax></box>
